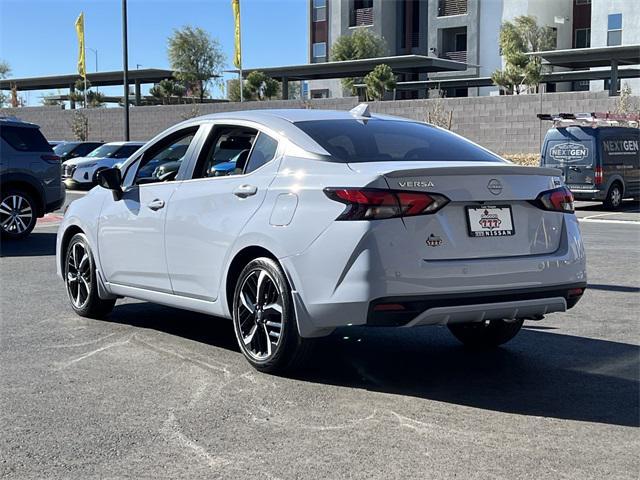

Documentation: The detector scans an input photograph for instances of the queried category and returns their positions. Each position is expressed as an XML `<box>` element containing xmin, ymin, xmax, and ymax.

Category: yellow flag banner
<box><xmin>75</xmin><ymin>13</ymin><xmax>86</xmax><ymax>79</ymax></box>
<box><xmin>232</xmin><ymin>0</ymin><xmax>241</xmax><ymax>69</ymax></box>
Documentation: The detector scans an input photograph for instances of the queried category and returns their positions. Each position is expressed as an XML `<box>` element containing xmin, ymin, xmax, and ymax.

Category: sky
<box><xmin>0</xmin><ymin>0</ymin><xmax>308</xmax><ymax>105</ymax></box>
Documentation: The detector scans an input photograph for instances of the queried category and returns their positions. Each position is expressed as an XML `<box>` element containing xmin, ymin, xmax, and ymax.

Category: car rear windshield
<box><xmin>1</xmin><ymin>125</ymin><xmax>52</xmax><ymax>152</ymax></box>
<box><xmin>295</xmin><ymin>119</ymin><xmax>502</xmax><ymax>163</ymax></box>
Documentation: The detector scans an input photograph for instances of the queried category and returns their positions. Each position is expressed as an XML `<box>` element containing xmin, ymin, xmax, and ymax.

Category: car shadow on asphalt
<box><xmin>0</xmin><ymin>232</ymin><xmax>57</xmax><ymax>257</ymax></box>
<box><xmin>108</xmin><ymin>302</ymin><xmax>638</xmax><ymax>428</ymax></box>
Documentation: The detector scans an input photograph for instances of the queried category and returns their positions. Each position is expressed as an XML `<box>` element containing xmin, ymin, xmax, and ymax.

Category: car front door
<box><xmin>164</xmin><ymin>123</ymin><xmax>281</xmax><ymax>301</ymax></box>
<box><xmin>97</xmin><ymin>126</ymin><xmax>201</xmax><ymax>292</ymax></box>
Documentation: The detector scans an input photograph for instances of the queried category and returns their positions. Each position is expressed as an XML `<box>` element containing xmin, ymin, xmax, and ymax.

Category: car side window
<box><xmin>244</xmin><ymin>133</ymin><xmax>278</xmax><ymax>174</ymax></box>
<box><xmin>193</xmin><ymin>126</ymin><xmax>258</xmax><ymax>178</ymax></box>
<box><xmin>134</xmin><ymin>128</ymin><xmax>198</xmax><ymax>184</ymax></box>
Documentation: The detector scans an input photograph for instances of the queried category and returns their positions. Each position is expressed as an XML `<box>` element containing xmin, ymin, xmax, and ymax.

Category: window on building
<box><xmin>438</xmin><ymin>0</ymin><xmax>468</xmax><ymax>17</ymax></box>
<box><xmin>455</xmin><ymin>32</ymin><xmax>467</xmax><ymax>51</ymax></box>
<box><xmin>575</xmin><ymin>0</ymin><xmax>591</xmax><ymax>5</ymax></box>
<box><xmin>313</xmin><ymin>0</ymin><xmax>327</xmax><ymax>22</ymax></box>
<box><xmin>310</xmin><ymin>89</ymin><xmax>330</xmax><ymax>99</ymax></box>
<box><xmin>350</xmin><ymin>0</ymin><xmax>373</xmax><ymax>27</ymax></box>
<box><xmin>607</xmin><ymin>13</ymin><xmax>622</xmax><ymax>46</ymax></box>
<box><xmin>572</xmin><ymin>80</ymin><xmax>590</xmax><ymax>91</ymax></box>
<box><xmin>312</xmin><ymin>42</ymin><xmax>327</xmax><ymax>59</ymax></box>
<box><xmin>550</xmin><ymin>27</ymin><xmax>558</xmax><ymax>48</ymax></box>
<box><xmin>574</xmin><ymin>28</ymin><xmax>590</xmax><ymax>48</ymax></box>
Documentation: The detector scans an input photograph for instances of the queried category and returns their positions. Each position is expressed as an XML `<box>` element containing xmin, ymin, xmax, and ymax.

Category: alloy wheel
<box><xmin>611</xmin><ymin>186</ymin><xmax>622</xmax><ymax>207</ymax></box>
<box><xmin>236</xmin><ymin>268</ymin><xmax>284</xmax><ymax>361</ymax></box>
<box><xmin>66</xmin><ymin>242</ymin><xmax>92</xmax><ymax>309</ymax></box>
<box><xmin>0</xmin><ymin>194</ymin><xmax>33</xmax><ymax>235</ymax></box>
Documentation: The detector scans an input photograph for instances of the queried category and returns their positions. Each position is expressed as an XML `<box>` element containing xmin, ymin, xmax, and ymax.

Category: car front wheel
<box><xmin>232</xmin><ymin>257</ymin><xmax>313</xmax><ymax>373</ymax></box>
<box><xmin>0</xmin><ymin>189</ymin><xmax>37</xmax><ymax>239</ymax></box>
<box><xmin>448</xmin><ymin>318</ymin><xmax>524</xmax><ymax>348</ymax></box>
<box><xmin>65</xmin><ymin>233</ymin><xmax>116</xmax><ymax>318</ymax></box>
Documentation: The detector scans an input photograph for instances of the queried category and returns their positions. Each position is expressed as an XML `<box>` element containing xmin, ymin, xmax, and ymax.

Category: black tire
<box><xmin>0</xmin><ymin>188</ymin><xmax>37</xmax><ymax>240</ymax></box>
<box><xmin>232</xmin><ymin>257</ymin><xmax>313</xmax><ymax>374</ymax></box>
<box><xmin>448</xmin><ymin>319</ymin><xmax>524</xmax><ymax>348</ymax></box>
<box><xmin>64</xmin><ymin>233</ymin><xmax>116</xmax><ymax>319</ymax></box>
<box><xmin>603</xmin><ymin>182</ymin><xmax>623</xmax><ymax>210</ymax></box>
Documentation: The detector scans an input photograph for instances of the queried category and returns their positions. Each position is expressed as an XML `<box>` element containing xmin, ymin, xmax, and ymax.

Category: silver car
<box><xmin>56</xmin><ymin>106</ymin><xmax>587</xmax><ymax>372</ymax></box>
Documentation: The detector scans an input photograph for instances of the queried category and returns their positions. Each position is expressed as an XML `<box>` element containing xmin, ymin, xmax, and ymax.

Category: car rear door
<box><xmin>164</xmin><ymin>123</ymin><xmax>281</xmax><ymax>301</ymax></box>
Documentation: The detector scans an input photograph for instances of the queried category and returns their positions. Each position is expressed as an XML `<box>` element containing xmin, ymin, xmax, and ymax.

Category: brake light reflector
<box><xmin>324</xmin><ymin>188</ymin><xmax>450</xmax><ymax>220</ymax></box>
<box><xmin>594</xmin><ymin>166</ymin><xmax>603</xmax><ymax>185</ymax></box>
<box><xmin>533</xmin><ymin>186</ymin><xmax>575</xmax><ymax>213</ymax></box>
<box><xmin>41</xmin><ymin>154</ymin><xmax>60</xmax><ymax>164</ymax></box>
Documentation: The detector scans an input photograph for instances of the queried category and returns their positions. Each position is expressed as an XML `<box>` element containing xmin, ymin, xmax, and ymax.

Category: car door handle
<box><xmin>147</xmin><ymin>199</ymin><xmax>165</xmax><ymax>211</ymax></box>
<box><xmin>233</xmin><ymin>184</ymin><xmax>258</xmax><ymax>198</ymax></box>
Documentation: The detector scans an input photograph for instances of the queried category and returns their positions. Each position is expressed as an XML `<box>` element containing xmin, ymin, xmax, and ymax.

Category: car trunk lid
<box><xmin>349</xmin><ymin>161</ymin><xmax>566</xmax><ymax>260</ymax></box>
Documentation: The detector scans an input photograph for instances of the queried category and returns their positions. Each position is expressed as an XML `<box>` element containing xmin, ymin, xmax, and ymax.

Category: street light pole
<box><xmin>122</xmin><ymin>0</ymin><xmax>130</xmax><ymax>141</ymax></box>
<box><xmin>88</xmin><ymin>47</ymin><xmax>98</xmax><ymax>92</ymax></box>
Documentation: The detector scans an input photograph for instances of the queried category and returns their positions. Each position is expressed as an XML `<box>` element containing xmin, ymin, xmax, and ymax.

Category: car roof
<box><xmin>548</xmin><ymin>126</ymin><xmax>639</xmax><ymax>138</ymax></box>
<box><xmin>0</xmin><ymin>116</ymin><xmax>40</xmax><ymax>129</ymax></box>
<box><xmin>103</xmin><ymin>141</ymin><xmax>145</xmax><ymax>146</ymax></box>
<box><xmin>193</xmin><ymin>108</ymin><xmax>409</xmax><ymax>124</ymax></box>
<box><xmin>170</xmin><ymin>108</ymin><xmax>413</xmax><ymax>156</ymax></box>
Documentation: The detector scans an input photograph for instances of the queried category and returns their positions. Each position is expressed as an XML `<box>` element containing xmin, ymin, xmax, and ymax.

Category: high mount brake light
<box><xmin>324</xmin><ymin>188</ymin><xmax>450</xmax><ymax>220</ymax></box>
<box><xmin>532</xmin><ymin>186</ymin><xmax>575</xmax><ymax>213</ymax></box>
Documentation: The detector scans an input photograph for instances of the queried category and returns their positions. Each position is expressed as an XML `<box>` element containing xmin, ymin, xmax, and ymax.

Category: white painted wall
<box><xmin>477</xmin><ymin>0</ymin><xmax>503</xmax><ymax>96</ymax></box>
<box><xmin>590</xmin><ymin>0</ymin><xmax>640</xmax><ymax>93</ymax></box>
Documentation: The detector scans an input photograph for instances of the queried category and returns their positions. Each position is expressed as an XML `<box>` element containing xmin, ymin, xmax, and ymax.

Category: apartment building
<box><xmin>307</xmin><ymin>0</ymin><xmax>637</xmax><ymax>98</ymax></box>
<box><xmin>588</xmin><ymin>0</ymin><xmax>640</xmax><ymax>93</ymax></box>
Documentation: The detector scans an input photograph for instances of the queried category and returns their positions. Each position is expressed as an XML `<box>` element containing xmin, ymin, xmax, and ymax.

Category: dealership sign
<box><xmin>549</xmin><ymin>142</ymin><xmax>589</xmax><ymax>162</ymax></box>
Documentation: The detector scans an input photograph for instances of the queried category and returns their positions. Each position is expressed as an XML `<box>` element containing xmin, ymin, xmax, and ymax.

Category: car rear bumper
<box><xmin>366</xmin><ymin>283</ymin><xmax>585</xmax><ymax>327</ymax></box>
<box><xmin>569</xmin><ymin>187</ymin><xmax>603</xmax><ymax>201</ymax></box>
<box><xmin>44</xmin><ymin>194</ymin><xmax>65</xmax><ymax>214</ymax></box>
<box><xmin>281</xmin><ymin>214</ymin><xmax>587</xmax><ymax>338</ymax></box>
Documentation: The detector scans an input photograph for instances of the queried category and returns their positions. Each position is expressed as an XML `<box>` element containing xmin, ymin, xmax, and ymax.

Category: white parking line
<box><xmin>578</xmin><ymin>218</ymin><xmax>639</xmax><ymax>225</ymax></box>
<box><xmin>581</xmin><ymin>212</ymin><xmax>626</xmax><ymax>220</ymax></box>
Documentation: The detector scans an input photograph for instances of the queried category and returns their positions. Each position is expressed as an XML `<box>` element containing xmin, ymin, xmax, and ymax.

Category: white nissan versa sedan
<box><xmin>56</xmin><ymin>106</ymin><xmax>587</xmax><ymax>372</ymax></box>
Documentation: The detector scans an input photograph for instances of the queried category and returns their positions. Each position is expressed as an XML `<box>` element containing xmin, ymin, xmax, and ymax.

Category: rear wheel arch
<box><xmin>0</xmin><ymin>178</ymin><xmax>44</xmax><ymax>217</ymax></box>
<box><xmin>225</xmin><ymin>246</ymin><xmax>285</xmax><ymax>315</ymax></box>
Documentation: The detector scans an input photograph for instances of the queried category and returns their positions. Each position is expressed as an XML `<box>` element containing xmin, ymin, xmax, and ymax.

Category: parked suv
<box><xmin>62</xmin><ymin>141</ymin><xmax>143</xmax><ymax>188</ymax></box>
<box><xmin>0</xmin><ymin>117</ymin><xmax>65</xmax><ymax>239</ymax></box>
<box><xmin>53</xmin><ymin>141</ymin><xmax>104</xmax><ymax>162</ymax></box>
<box><xmin>540</xmin><ymin>124</ymin><xmax>639</xmax><ymax>209</ymax></box>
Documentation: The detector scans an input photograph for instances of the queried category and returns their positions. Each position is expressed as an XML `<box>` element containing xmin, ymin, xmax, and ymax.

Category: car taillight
<box><xmin>533</xmin><ymin>186</ymin><xmax>574</xmax><ymax>213</ymax></box>
<box><xmin>594</xmin><ymin>166</ymin><xmax>603</xmax><ymax>185</ymax></box>
<box><xmin>324</xmin><ymin>188</ymin><xmax>450</xmax><ymax>220</ymax></box>
<box><xmin>41</xmin><ymin>154</ymin><xmax>60</xmax><ymax>164</ymax></box>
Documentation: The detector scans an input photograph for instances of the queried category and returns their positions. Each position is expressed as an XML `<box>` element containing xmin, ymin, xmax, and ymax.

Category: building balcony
<box><xmin>442</xmin><ymin>50</ymin><xmax>467</xmax><ymax>63</ymax></box>
<box><xmin>438</xmin><ymin>0</ymin><xmax>468</xmax><ymax>17</ymax></box>
<box><xmin>351</xmin><ymin>7</ymin><xmax>373</xmax><ymax>27</ymax></box>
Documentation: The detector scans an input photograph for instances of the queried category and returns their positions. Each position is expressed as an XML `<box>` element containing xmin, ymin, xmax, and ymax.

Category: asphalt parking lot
<box><xmin>1</xmin><ymin>192</ymin><xmax>638</xmax><ymax>479</ymax></box>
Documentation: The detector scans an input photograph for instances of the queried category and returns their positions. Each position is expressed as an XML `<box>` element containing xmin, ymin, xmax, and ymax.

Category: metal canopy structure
<box><xmin>0</xmin><ymin>68</ymin><xmax>177</xmax><ymax>91</ymax></box>
<box><xmin>527</xmin><ymin>45</ymin><xmax>640</xmax><ymax>96</ymax></box>
<box><xmin>382</xmin><ymin>68</ymin><xmax>640</xmax><ymax>92</ymax></box>
<box><xmin>229</xmin><ymin>55</ymin><xmax>467</xmax><ymax>99</ymax></box>
<box><xmin>0</xmin><ymin>68</ymin><xmax>201</xmax><ymax>108</ymax></box>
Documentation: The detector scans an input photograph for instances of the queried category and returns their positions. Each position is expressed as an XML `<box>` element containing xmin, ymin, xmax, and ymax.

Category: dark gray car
<box><xmin>0</xmin><ymin>117</ymin><xmax>65</xmax><ymax>239</ymax></box>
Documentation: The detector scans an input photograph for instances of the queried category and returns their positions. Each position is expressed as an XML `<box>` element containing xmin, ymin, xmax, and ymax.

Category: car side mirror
<box><xmin>97</xmin><ymin>167</ymin><xmax>123</xmax><ymax>200</ymax></box>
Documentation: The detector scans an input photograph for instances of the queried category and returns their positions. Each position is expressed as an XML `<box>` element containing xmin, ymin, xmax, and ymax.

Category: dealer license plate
<box><xmin>466</xmin><ymin>206</ymin><xmax>515</xmax><ymax>237</ymax></box>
